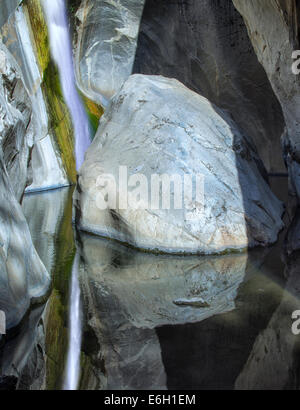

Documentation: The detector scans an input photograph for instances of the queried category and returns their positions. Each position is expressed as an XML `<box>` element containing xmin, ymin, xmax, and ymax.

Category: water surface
<box><xmin>1</xmin><ymin>179</ymin><xmax>300</xmax><ymax>390</ymax></box>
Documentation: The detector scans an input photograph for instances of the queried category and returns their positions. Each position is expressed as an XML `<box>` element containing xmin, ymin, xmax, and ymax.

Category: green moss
<box><xmin>23</xmin><ymin>0</ymin><xmax>76</xmax><ymax>184</ymax></box>
<box><xmin>51</xmin><ymin>187</ymin><xmax>76</xmax><ymax>304</ymax></box>
<box><xmin>23</xmin><ymin>0</ymin><xmax>50</xmax><ymax>73</ymax></box>
<box><xmin>80</xmin><ymin>92</ymin><xmax>104</xmax><ymax>138</ymax></box>
<box><xmin>45</xmin><ymin>188</ymin><xmax>76</xmax><ymax>390</ymax></box>
<box><xmin>45</xmin><ymin>289</ymin><xmax>68</xmax><ymax>390</ymax></box>
<box><xmin>67</xmin><ymin>0</ymin><xmax>82</xmax><ymax>15</ymax></box>
<box><xmin>42</xmin><ymin>60</ymin><xmax>77</xmax><ymax>183</ymax></box>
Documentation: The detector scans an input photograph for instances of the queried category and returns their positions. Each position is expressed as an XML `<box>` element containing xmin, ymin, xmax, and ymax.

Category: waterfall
<box><xmin>43</xmin><ymin>0</ymin><xmax>90</xmax><ymax>170</ymax></box>
<box><xmin>63</xmin><ymin>253</ymin><xmax>82</xmax><ymax>390</ymax></box>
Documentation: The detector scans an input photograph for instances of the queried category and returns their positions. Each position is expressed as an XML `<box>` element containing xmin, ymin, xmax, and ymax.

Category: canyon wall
<box><xmin>133</xmin><ymin>0</ymin><xmax>286</xmax><ymax>174</ymax></box>
<box><xmin>0</xmin><ymin>0</ymin><xmax>76</xmax><ymax>337</ymax></box>
<box><xmin>232</xmin><ymin>0</ymin><xmax>300</xmax><ymax>197</ymax></box>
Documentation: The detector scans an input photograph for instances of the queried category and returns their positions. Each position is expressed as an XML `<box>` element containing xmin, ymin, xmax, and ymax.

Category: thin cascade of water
<box><xmin>43</xmin><ymin>0</ymin><xmax>91</xmax><ymax>170</ymax></box>
<box><xmin>63</xmin><ymin>253</ymin><xmax>82</xmax><ymax>390</ymax></box>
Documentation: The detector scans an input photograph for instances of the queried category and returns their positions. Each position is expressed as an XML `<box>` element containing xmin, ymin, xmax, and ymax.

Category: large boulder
<box><xmin>74</xmin><ymin>74</ymin><xmax>284</xmax><ymax>254</ymax></box>
<box><xmin>133</xmin><ymin>0</ymin><xmax>285</xmax><ymax>173</ymax></box>
<box><xmin>74</xmin><ymin>0</ymin><xmax>145</xmax><ymax>104</ymax></box>
<box><xmin>232</xmin><ymin>0</ymin><xmax>300</xmax><ymax>199</ymax></box>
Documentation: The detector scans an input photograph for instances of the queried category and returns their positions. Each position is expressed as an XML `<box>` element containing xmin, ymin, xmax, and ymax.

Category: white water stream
<box><xmin>63</xmin><ymin>253</ymin><xmax>82</xmax><ymax>390</ymax></box>
<box><xmin>43</xmin><ymin>0</ymin><xmax>87</xmax><ymax>390</ymax></box>
<box><xmin>43</xmin><ymin>0</ymin><xmax>91</xmax><ymax>170</ymax></box>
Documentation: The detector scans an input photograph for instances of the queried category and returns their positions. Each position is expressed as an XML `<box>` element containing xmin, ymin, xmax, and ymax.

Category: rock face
<box><xmin>0</xmin><ymin>5</ymin><xmax>72</xmax><ymax>193</ymax></box>
<box><xmin>0</xmin><ymin>154</ymin><xmax>50</xmax><ymax>331</ymax></box>
<box><xmin>0</xmin><ymin>41</ymin><xmax>32</xmax><ymax>201</ymax></box>
<box><xmin>0</xmin><ymin>3</ymin><xmax>51</xmax><ymax>335</ymax></box>
<box><xmin>0</xmin><ymin>0</ymin><xmax>21</xmax><ymax>29</ymax></box>
<box><xmin>74</xmin><ymin>74</ymin><xmax>284</xmax><ymax>254</ymax></box>
<box><xmin>0</xmin><ymin>304</ymin><xmax>47</xmax><ymax>390</ymax></box>
<box><xmin>74</xmin><ymin>0</ymin><xmax>145</xmax><ymax>104</ymax></box>
<box><xmin>78</xmin><ymin>232</ymin><xmax>247</xmax><ymax>389</ymax></box>
<box><xmin>232</xmin><ymin>0</ymin><xmax>300</xmax><ymax>196</ymax></box>
<box><xmin>133</xmin><ymin>0</ymin><xmax>286</xmax><ymax>173</ymax></box>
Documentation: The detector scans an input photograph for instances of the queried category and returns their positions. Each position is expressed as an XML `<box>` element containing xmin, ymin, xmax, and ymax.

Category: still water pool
<box><xmin>1</xmin><ymin>179</ymin><xmax>300</xmax><ymax>390</ymax></box>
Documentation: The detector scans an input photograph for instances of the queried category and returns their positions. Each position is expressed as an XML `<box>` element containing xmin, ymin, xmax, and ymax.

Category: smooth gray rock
<box><xmin>0</xmin><ymin>154</ymin><xmax>50</xmax><ymax>331</ymax></box>
<box><xmin>133</xmin><ymin>0</ymin><xmax>285</xmax><ymax>173</ymax></box>
<box><xmin>0</xmin><ymin>40</ymin><xmax>32</xmax><ymax>201</ymax></box>
<box><xmin>0</xmin><ymin>0</ymin><xmax>21</xmax><ymax>29</ymax></box>
<box><xmin>74</xmin><ymin>0</ymin><xmax>145</xmax><ymax>104</ymax></box>
<box><xmin>0</xmin><ymin>10</ymin><xmax>51</xmax><ymax>335</ymax></box>
<box><xmin>232</xmin><ymin>0</ymin><xmax>300</xmax><ymax>197</ymax></box>
<box><xmin>0</xmin><ymin>304</ymin><xmax>47</xmax><ymax>390</ymax></box>
<box><xmin>75</xmin><ymin>74</ymin><xmax>284</xmax><ymax>254</ymax></box>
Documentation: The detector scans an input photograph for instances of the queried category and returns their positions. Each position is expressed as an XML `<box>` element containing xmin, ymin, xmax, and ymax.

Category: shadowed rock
<box><xmin>232</xmin><ymin>0</ymin><xmax>300</xmax><ymax>200</ymax></box>
<box><xmin>133</xmin><ymin>0</ymin><xmax>285</xmax><ymax>173</ymax></box>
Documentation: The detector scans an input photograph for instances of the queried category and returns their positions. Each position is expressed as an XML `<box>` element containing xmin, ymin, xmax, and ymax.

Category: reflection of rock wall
<box><xmin>235</xmin><ymin>254</ymin><xmax>300</xmax><ymax>390</ymax></box>
<box><xmin>23</xmin><ymin>187</ymin><xmax>76</xmax><ymax>391</ymax></box>
<box><xmin>0</xmin><ymin>304</ymin><xmax>47</xmax><ymax>390</ymax></box>
<box><xmin>23</xmin><ymin>188</ymin><xmax>70</xmax><ymax>273</ymax></box>
<box><xmin>156</xmin><ymin>251</ymin><xmax>286</xmax><ymax>389</ymax></box>
<box><xmin>78</xmin><ymin>233</ymin><xmax>247</xmax><ymax>389</ymax></box>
